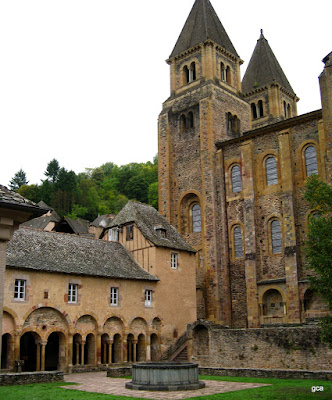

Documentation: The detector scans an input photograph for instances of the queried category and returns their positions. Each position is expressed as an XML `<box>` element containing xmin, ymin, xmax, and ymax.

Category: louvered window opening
<box><xmin>266</xmin><ymin>157</ymin><xmax>278</xmax><ymax>185</ymax></box>
<box><xmin>233</xmin><ymin>226</ymin><xmax>243</xmax><ymax>258</ymax></box>
<box><xmin>231</xmin><ymin>165</ymin><xmax>242</xmax><ymax>193</ymax></box>
<box><xmin>271</xmin><ymin>220</ymin><xmax>282</xmax><ymax>254</ymax></box>
<box><xmin>305</xmin><ymin>146</ymin><xmax>318</xmax><ymax>176</ymax></box>
<box><xmin>192</xmin><ymin>203</ymin><xmax>201</xmax><ymax>232</ymax></box>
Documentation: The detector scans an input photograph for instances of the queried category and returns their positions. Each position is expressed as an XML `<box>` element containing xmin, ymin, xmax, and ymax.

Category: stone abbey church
<box><xmin>158</xmin><ymin>0</ymin><xmax>331</xmax><ymax>329</ymax></box>
<box><xmin>1</xmin><ymin>0</ymin><xmax>331</xmax><ymax>374</ymax></box>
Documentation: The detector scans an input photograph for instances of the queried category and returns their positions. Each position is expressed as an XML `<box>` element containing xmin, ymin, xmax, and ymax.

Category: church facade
<box><xmin>158</xmin><ymin>0</ymin><xmax>331</xmax><ymax>328</ymax></box>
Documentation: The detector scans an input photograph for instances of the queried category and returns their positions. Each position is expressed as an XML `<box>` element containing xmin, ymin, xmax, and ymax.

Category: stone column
<box><xmin>133</xmin><ymin>340</ymin><xmax>138</xmax><ymax>363</ymax></box>
<box><xmin>41</xmin><ymin>341</ymin><xmax>47</xmax><ymax>371</ymax></box>
<box><xmin>81</xmin><ymin>340</ymin><xmax>86</xmax><ymax>365</ymax></box>
<box><xmin>96</xmin><ymin>333</ymin><xmax>101</xmax><ymax>366</ymax></box>
<box><xmin>67</xmin><ymin>334</ymin><xmax>73</xmax><ymax>369</ymax></box>
<box><xmin>122</xmin><ymin>339</ymin><xmax>127</xmax><ymax>363</ymax></box>
<box><xmin>36</xmin><ymin>341</ymin><xmax>41</xmax><ymax>371</ymax></box>
<box><xmin>75</xmin><ymin>342</ymin><xmax>80</xmax><ymax>366</ymax></box>
<box><xmin>145</xmin><ymin>336</ymin><xmax>151</xmax><ymax>361</ymax></box>
<box><xmin>108</xmin><ymin>340</ymin><xmax>113</xmax><ymax>365</ymax></box>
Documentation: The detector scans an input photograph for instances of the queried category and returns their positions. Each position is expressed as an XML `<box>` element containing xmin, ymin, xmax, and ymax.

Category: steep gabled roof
<box><xmin>170</xmin><ymin>0</ymin><xmax>238</xmax><ymax>58</ymax></box>
<box><xmin>242</xmin><ymin>30</ymin><xmax>295</xmax><ymax>95</ymax></box>
<box><xmin>21</xmin><ymin>214</ymin><xmax>60</xmax><ymax>230</ymax></box>
<box><xmin>7</xmin><ymin>228</ymin><xmax>158</xmax><ymax>281</ymax></box>
<box><xmin>107</xmin><ymin>201</ymin><xmax>195</xmax><ymax>253</ymax></box>
<box><xmin>0</xmin><ymin>185</ymin><xmax>45</xmax><ymax>217</ymax></box>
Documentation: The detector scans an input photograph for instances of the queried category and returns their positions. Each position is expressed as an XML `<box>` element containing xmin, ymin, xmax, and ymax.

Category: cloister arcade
<box><xmin>1</xmin><ymin>307</ymin><xmax>162</xmax><ymax>372</ymax></box>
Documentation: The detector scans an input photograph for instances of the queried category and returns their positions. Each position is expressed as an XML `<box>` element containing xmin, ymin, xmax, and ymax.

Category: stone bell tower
<box><xmin>158</xmin><ymin>0</ymin><xmax>250</xmax><ymax>323</ymax></box>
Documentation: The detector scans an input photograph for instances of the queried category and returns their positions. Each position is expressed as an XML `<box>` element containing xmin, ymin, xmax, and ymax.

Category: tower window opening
<box><xmin>187</xmin><ymin>112</ymin><xmax>194</xmax><ymax>129</ymax></box>
<box><xmin>189</xmin><ymin>62</ymin><xmax>196</xmax><ymax>82</ymax></box>
<box><xmin>183</xmin><ymin>66</ymin><xmax>189</xmax><ymax>84</ymax></box>
<box><xmin>287</xmin><ymin>103</ymin><xmax>291</xmax><ymax>118</ymax></box>
<box><xmin>221</xmin><ymin>63</ymin><xmax>226</xmax><ymax>82</ymax></box>
<box><xmin>251</xmin><ymin>103</ymin><xmax>257</xmax><ymax>119</ymax></box>
<box><xmin>180</xmin><ymin>114</ymin><xmax>186</xmax><ymax>132</ymax></box>
<box><xmin>231</xmin><ymin>165</ymin><xmax>242</xmax><ymax>193</ymax></box>
<box><xmin>266</xmin><ymin>156</ymin><xmax>278</xmax><ymax>186</ymax></box>
<box><xmin>258</xmin><ymin>100</ymin><xmax>264</xmax><ymax>117</ymax></box>
<box><xmin>271</xmin><ymin>219</ymin><xmax>282</xmax><ymax>254</ymax></box>
<box><xmin>226</xmin><ymin>66</ymin><xmax>231</xmax><ymax>84</ymax></box>
<box><xmin>304</xmin><ymin>145</ymin><xmax>318</xmax><ymax>177</ymax></box>
<box><xmin>192</xmin><ymin>203</ymin><xmax>201</xmax><ymax>233</ymax></box>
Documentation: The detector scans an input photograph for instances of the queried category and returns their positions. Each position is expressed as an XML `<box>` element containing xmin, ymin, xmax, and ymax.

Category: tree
<box><xmin>9</xmin><ymin>169</ymin><xmax>29</xmax><ymax>191</ymax></box>
<box><xmin>45</xmin><ymin>159</ymin><xmax>60</xmax><ymax>183</ymax></box>
<box><xmin>17</xmin><ymin>184</ymin><xmax>41</xmax><ymax>203</ymax></box>
<box><xmin>148</xmin><ymin>182</ymin><xmax>158</xmax><ymax>210</ymax></box>
<box><xmin>304</xmin><ymin>175</ymin><xmax>332</xmax><ymax>347</ymax></box>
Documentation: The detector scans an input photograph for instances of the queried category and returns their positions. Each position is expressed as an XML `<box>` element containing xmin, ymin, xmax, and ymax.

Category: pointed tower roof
<box><xmin>242</xmin><ymin>30</ymin><xmax>295</xmax><ymax>95</ymax></box>
<box><xmin>170</xmin><ymin>0</ymin><xmax>238</xmax><ymax>59</ymax></box>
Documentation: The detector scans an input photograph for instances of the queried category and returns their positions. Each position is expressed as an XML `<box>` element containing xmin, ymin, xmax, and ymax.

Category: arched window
<box><xmin>189</xmin><ymin>62</ymin><xmax>196</xmax><ymax>82</ymax></box>
<box><xmin>221</xmin><ymin>63</ymin><xmax>226</xmax><ymax>82</ymax></box>
<box><xmin>180</xmin><ymin>114</ymin><xmax>186</xmax><ymax>133</ymax></box>
<box><xmin>187</xmin><ymin>112</ymin><xmax>194</xmax><ymax>129</ymax></box>
<box><xmin>183</xmin><ymin>66</ymin><xmax>189</xmax><ymax>84</ymax></box>
<box><xmin>258</xmin><ymin>100</ymin><xmax>264</xmax><ymax>117</ymax></box>
<box><xmin>233</xmin><ymin>225</ymin><xmax>243</xmax><ymax>258</ymax></box>
<box><xmin>304</xmin><ymin>145</ymin><xmax>318</xmax><ymax>177</ymax></box>
<box><xmin>287</xmin><ymin>104</ymin><xmax>291</xmax><ymax>118</ymax></box>
<box><xmin>192</xmin><ymin>203</ymin><xmax>201</xmax><ymax>233</ymax></box>
<box><xmin>231</xmin><ymin>165</ymin><xmax>242</xmax><ymax>193</ymax></box>
<box><xmin>251</xmin><ymin>103</ymin><xmax>257</xmax><ymax>119</ymax></box>
<box><xmin>226</xmin><ymin>66</ymin><xmax>231</xmax><ymax>84</ymax></box>
<box><xmin>271</xmin><ymin>219</ymin><xmax>282</xmax><ymax>254</ymax></box>
<box><xmin>265</xmin><ymin>156</ymin><xmax>278</xmax><ymax>186</ymax></box>
<box><xmin>283</xmin><ymin>101</ymin><xmax>287</xmax><ymax>118</ymax></box>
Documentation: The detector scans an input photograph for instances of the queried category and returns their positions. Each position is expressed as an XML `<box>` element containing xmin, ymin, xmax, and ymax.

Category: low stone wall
<box><xmin>0</xmin><ymin>371</ymin><xmax>64</xmax><ymax>386</ymax></box>
<box><xmin>107</xmin><ymin>367</ymin><xmax>132</xmax><ymax>377</ymax></box>
<box><xmin>199</xmin><ymin>367</ymin><xmax>332</xmax><ymax>381</ymax></box>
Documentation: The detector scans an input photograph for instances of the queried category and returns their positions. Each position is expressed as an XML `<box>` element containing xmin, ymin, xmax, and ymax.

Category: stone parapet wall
<box><xmin>199</xmin><ymin>367</ymin><xmax>332</xmax><ymax>381</ymax></box>
<box><xmin>107</xmin><ymin>367</ymin><xmax>132</xmax><ymax>377</ymax></box>
<box><xmin>0</xmin><ymin>371</ymin><xmax>64</xmax><ymax>386</ymax></box>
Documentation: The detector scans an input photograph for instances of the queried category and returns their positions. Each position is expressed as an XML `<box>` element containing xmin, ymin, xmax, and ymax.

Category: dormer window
<box><xmin>154</xmin><ymin>224</ymin><xmax>166</xmax><ymax>238</ymax></box>
<box><xmin>109</xmin><ymin>228</ymin><xmax>118</xmax><ymax>242</ymax></box>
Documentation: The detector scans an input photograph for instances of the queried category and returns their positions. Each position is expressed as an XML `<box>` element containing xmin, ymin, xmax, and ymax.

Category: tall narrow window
<box><xmin>183</xmin><ymin>66</ymin><xmax>189</xmax><ymax>84</ymax></box>
<box><xmin>226</xmin><ymin>66</ymin><xmax>231</xmax><ymax>84</ymax></box>
<box><xmin>187</xmin><ymin>112</ymin><xmax>194</xmax><ymax>129</ymax></box>
<box><xmin>110</xmin><ymin>287</ymin><xmax>119</xmax><ymax>306</ymax></box>
<box><xmin>145</xmin><ymin>289</ymin><xmax>152</xmax><ymax>307</ymax></box>
<box><xmin>283</xmin><ymin>101</ymin><xmax>287</xmax><ymax>118</ymax></box>
<box><xmin>231</xmin><ymin>165</ymin><xmax>242</xmax><ymax>193</ymax></box>
<box><xmin>233</xmin><ymin>225</ymin><xmax>243</xmax><ymax>258</ymax></box>
<box><xmin>258</xmin><ymin>100</ymin><xmax>264</xmax><ymax>117</ymax></box>
<box><xmin>14</xmin><ymin>279</ymin><xmax>26</xmax><ymax>300</ymax></box>
<box><xmin>221</xmin><ymin>63</ymin><xmax>226</xmax><ymax>81</ymax></box>
<box><xmin>68</xmin><ymin>283</ymin><xmax>78</xmax><ymax>303</ymax></box>
<box><xmin>180</xmin><ymin>114</ymin><xmax>186</xmax><ymax>132</ymax></box>
<box><xmin>287</xmin><ymin>104</ymin><xmax>291</xmax><ymax>118</ymax></box>
<box><xmin>251</xmin><ymin>103</ymin><xmax>257</xmax><ymax>119</ymax></box>
<box><xmin>171</xmin><ymin>253</ymin><xmax>178</xmax><ymax>269</ymax></box>
<box><xmin>271</xmin><ymin>220</ymin><xmax>282</xmax><ymax>254</ymax></box>
<box><xmin>189</xmin><ymin>62</ymin><xmax>196</xmax><ymax>82</ymax></box>
<box><xmin>266</xmin><ymin>156</ymin><xmax>278</xmax><ymax>186</ymax></box>
<box><xmin>192</xmin><ymin>203</ymin><xmax>201</xmax><ymax>232</ymax></box>
<box><xmin>126</xmin><ymin>224</ymin><xmax>134</xmax><ymax>241</ymax></box>
<box><xmin>109</xmin><ymin>228</ymin><xmax>118</xmax><ymax>242</ymax></box>
<box><xmin>304</xmin><ymin>146</ymin><xmax>318</xmax><ymax>177</ymax></box>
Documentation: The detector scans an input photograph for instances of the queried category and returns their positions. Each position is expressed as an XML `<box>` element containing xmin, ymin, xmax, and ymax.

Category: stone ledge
<box><xmin>0</xmin><ymin>371</ymin><xmax>64</xmax><ymax>386</ymax></box>
<box><xmin>199</xmin><ymin>367</ymin><xmax>332</xmax><ymax>381</ymax></box>
<box><xmin>107</xmin><ymin>366</ymin><xmax>132</xmax><ymax>377</ymax></box>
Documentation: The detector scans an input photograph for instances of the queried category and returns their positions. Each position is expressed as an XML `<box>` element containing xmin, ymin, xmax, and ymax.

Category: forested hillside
<box><xmin>11</xmin><ymin>157</ymin><xmax>158</xmax><ymax>221</ymax></box>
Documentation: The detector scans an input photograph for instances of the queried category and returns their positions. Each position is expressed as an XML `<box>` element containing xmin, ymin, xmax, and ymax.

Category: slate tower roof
<box><xmin>170</xmin><ymin>0</ymin><xmax>238</xmax><ymax>58</ymax></box>
<box><xmin>242</xmin><ymin>30</ymin><xmax>295</xmax><ymax>95</ymax></box>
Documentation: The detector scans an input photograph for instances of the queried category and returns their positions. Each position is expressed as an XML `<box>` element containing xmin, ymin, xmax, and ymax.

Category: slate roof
<box><xmin>91</xmin><ymin>214</ymin><xmax>115</xmax><ymax>228</ymax></box>
<box><xmin>21</xmin><ymin>214</ymin><xmax>60</xmax><ymax>230</ymax></box>
<box><xmin>242</xmin><ymin>30</ymin><xmax>295</xmax><ymax>95</ymax></box>
<box><xmin>64</xmin><ymin>217</ymin><xmax>91</xmax><ymax>235</ymax></box>
<box><xmin>170</xmin><ymin>0</ymin><xmax>239</xmax><ymax>58</ymax></box>
<box><xmin>7</xmin><ymin>228</ymin><xmax>158</xmax><ymax>281</ymax></box>
<box><xmin>0</xmin><ymin>185</ymin><xmax>45</xmax><ymax>217</ymax></box>
<box><xmin>107</xmin><ymin>201</ymin><xmax>195</xmax><ymax>253</ymax></box>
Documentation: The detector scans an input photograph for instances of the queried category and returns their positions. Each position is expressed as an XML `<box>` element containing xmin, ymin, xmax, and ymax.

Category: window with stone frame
<box><xmin>265</xmin><ymin>156</ymin><xmax>278</xmax><ymax>186</ymax></box>
<box><xmin>68</xmin><ymin>283</ymin><xmax>78</xmax><ymax>303</ymax></box>
<box><xmin>14</xmin><ymin>279</ymin><xmax>26</xmax><ymax>301</ymax></box>
<box><xmin>271</xmin><ymin>219</ymin><xmax>282</xmax><ymax>254</ymax></box>
<box><xmin>171</xmin><ymin>253</ymin><xmax>178</xmax><ymax>269</ymax></box>
<box><xmin>231</xmin><ymin>164</ymin><xmax>242</xmax><ymax>193</ymax></box>
<box><xmin>126</xmin><ymin>224</ymin><xmax>134</xmax><ymax>241</ymax></box>
<box><xmin>110</xmin><ymin>287</ymin><xmax>119</xmax><ymax>306</ymax></box>
<box><xmin>304</xmin><ymin>145</ymin><xmax>318</xmax><ymax>177</ymax></box>
<box><xmin>145</xmin><ymin>289</ymin><xmax>152</xmax><ymax>307</ymax></box>
<box><xmin>233</xmin><ymin>225</ymin><xmax>244</xmax><ymax>258</ymax></box>
<box><xmin>192</xmin><ymin>203</ymin><xmax>201</xmax><ymax>232</ymax></box>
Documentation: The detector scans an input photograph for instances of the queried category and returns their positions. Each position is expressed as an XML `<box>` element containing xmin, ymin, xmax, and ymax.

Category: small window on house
<box><xmin>231</xmin><ymin>165</ymin><xmax>242</xmax><ymax>193</ymax></box>
<box><xmin>258</xmin><ymin>100</ymin><xmax>264</xmax><ymax>117</ymax></box>
<box><xmin>271</xmin><ymin>219</ymin><xmax>282</xmax><ymax>254</ymax></box>
<box><xmin>68</xmin><ymin>283</ymin><xmax>78</xmax><ymax>303</ymax></box>
<box><xmin>126</xmin><ymin>224</ymin><xmax>134</xmax><ymax>241</ymax></box>
<box><xmin>145</xmin><ymin>289</ymin><xmax>152</xmax><ymax>307</ymax></box>
<box><xmin>171</xmin><ymin>253</ymin><xmax>178</xmax><ymax>269</ymax></box>
<box><xmin>266</xmin><ymin>156</ymin><xmax>278</xmax><ymax>186</ymax></box>
<box><xmin>110</xmin><ymin>287</ymin><xmax>119</xmax><ymax>306</ymax></box>
<box><xmin>44</xmin><ymin>290</ymin><xmax>49</xmax><ymax>299</ymax></box>
<box><xmin>14</xmin><ymin>279</ymin><xmax>26</xmax><ymax>301</ymax></box>
<box><xmin>109</xmin><ymin>228</ymin><xmax>118</xmax><ymax>242</ymax></box>
<box><xmin>304</xmin><ymin>145</ymin><xmax>318</xmax><ymax>177</ymax></box>
<box><xmin>251</xmin><ymin>103</ymin><xmax>257</xmax><ymax>119</ymax></box>
<box><xmin>192</xmin><ymin>203</ymin><xmax>201</xmax><ymax>232</ymax></box>
<box><xmin>221</xmin><ymin>62</ymin><xmax>226</xmax><ymax>82</ymax></box>
<box><xmin>233</xmin><ymin>225</ymin><xmax>243</xmax><ymax>258</ymax></box>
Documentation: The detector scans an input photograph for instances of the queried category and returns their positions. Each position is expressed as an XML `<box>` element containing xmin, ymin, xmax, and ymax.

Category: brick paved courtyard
<box><xmin>63</xmin><ymin>372</ymin><xmax>269</xmax><ymax>399</ymax></box>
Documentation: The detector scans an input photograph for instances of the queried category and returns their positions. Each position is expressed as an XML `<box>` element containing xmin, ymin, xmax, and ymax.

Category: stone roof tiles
<box><xmin>7</xmin><ymin>227</ymin><xmax>158</xmax><ymax>281</ymax></box>
<box><xmin>107</xmin><ymin>201</ymin><xmax>195</xmax><ymax>253</ymax></box>
<box><xmin>170</xmin><ymin>0</ymin><xmax>238</xmax><ymax>59</ymax></box>
<box><xmin>0</xmin><ymin>185</ymin><xmax>45</xmax><ymax>217</ymax></box>
<box><xmin>242</xmin><ymin>30</ymin><xmax>295</xmax><ymax>96</ymax></box>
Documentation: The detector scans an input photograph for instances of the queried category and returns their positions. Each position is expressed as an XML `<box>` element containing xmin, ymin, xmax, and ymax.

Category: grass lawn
<box><xmin>0</xmin><ymin>375</ymin><xmax>331</xmax><ymax>400</ymax></box>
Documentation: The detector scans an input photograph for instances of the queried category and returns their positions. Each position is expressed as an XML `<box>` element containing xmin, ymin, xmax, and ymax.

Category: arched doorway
<box><xmin>1</xmin><ymin>333</ymin><xmax>12</xmax><ymax>369</ymax></box>
<box><xmin>20</xmin><ymin>332</ymin><xmax>39</xmax><ymax>371</ymax></box>
<box><xmin>101</xmin><ymin>334</ymin><xmax>110</xmax><ymax>364</ymax></box>
<box><xmin>193</xmin><ymin>325</ymin><xmax>209</xmax><ymax>358</ymax></box>
<box><xmin>137</xmin><ymin>334</ymin><xmax>146</xmax><ymax>362</ymax></box>
<box><xmin>150</xmin><ymin>333</ymin><xmax>159</xmax><ymax>361</ymax></box>
<box><xmin>113</xmin><ymin>334</ymin><xmax>122</xmax><ymax>363</ymax></box>
<box><xmin>84</xmin><ymin>333</ymin><xmax>95</xmax><ymax>365</ymax></box>
<box><xmin>45</xmin><ymin>332</ymin><xmax>65</xmax><ymax>371</ymax></box>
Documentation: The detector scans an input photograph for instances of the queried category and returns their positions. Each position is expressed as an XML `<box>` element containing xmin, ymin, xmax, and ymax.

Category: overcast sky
<box><xmin>0</xmin><ymin>0</ymin><xmax>330</xmax><ymax>187</ymax></box>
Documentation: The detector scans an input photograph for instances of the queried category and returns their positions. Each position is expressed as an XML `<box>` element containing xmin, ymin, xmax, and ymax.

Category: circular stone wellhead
<box><xmin>125</xmin><ymin>362</ymin><xmax>205</xmax><ymax>391</ymax></box>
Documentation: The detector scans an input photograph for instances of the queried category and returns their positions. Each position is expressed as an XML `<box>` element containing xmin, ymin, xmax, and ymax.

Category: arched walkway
<box><xmin>137</xmin><ymin>334</ymin><xmax>146</xmax><ymax>362</ymax></box>
<box><xmin>193</xmin><ymin>325</ymin><xmax>209</xmax><ymax>358</ymax></box>
<box><xmin>1</xmin><ymin>333</ymin><xmax>13</xmax><ymax>369</ymax></box>
<box><xmin>150</xmin><ymin>333</ymin><xmax>160</xmax><ymax>361</ymax></box>
<box><xmin>113</xmin><ymin>334</ymin><xmax>122</xmax><ymax>364</ymax></box>
<box><xmin>45</xmin><ymin>331</ymin><xmax>66</xmax><ymax>371</ymax></box>
<box><xmin>20</xmin><ymin>332</ymin><xmax>40</xmax><ymax>372</ymax></box>
<box><xmin>72</xmin><ymin>333</ymin><xmax>83</xmax><ymax>366</ymax></box>
<box><xmin>84</xmin><ymin>333</ymin><xmax>96</xmax><ymax>365</ymax></box>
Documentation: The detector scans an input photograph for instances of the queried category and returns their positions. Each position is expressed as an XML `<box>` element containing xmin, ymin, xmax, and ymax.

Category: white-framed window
<box><xmin>192</xmin><ymin>203</ymin><xmax>201</xmax><ymax>232</ymax></box>
<box><xmin>14</xmin><ymin>279</ymin><xmax>26</xmax><ymax>301</ymax></box>
<box><xmin>171</xmin><ymin>253</ymin><xmax>178</xmax><ymax>269</ymax></box>
<box><xmin>231</xmin><ymin>165</ymin><xmax>242</xmax><ymax>193</ymax></box>
<box><xmin>266</xmin><ymin>156</ymin><xmax>278</xmax><ymax>186</ymax></box>
<box><xmin>68</xmin><ymin>283</ymin><xmax>78</xmax><ymax>303</ymax></box>
<box><xmin>304</xmin><ymin>145</ymin><xmax>318</xmax><ymax>177</ymax></box>
<box><xmin>233</xmin><ymin>225</ymin><xmax>243</xmax><ymax>258</ymax></box>
<box><xmin>145</xmin><ymin>289</ymin><xmax>152</xmax><ymax>307</ymax></box>
<box><xmin>109</xmin><ymin>228</ymin><xmax>119</xmax><ymax>242</ymax></box>
<box><xmin>271</xmin><ymin>219</ymin><xmax>282</xmax><ymax>254</ymax></box>
<box><xmin>110</xmin><ymin>287</ymin><xmax>119</xmax><ymax>306</ymax></box>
